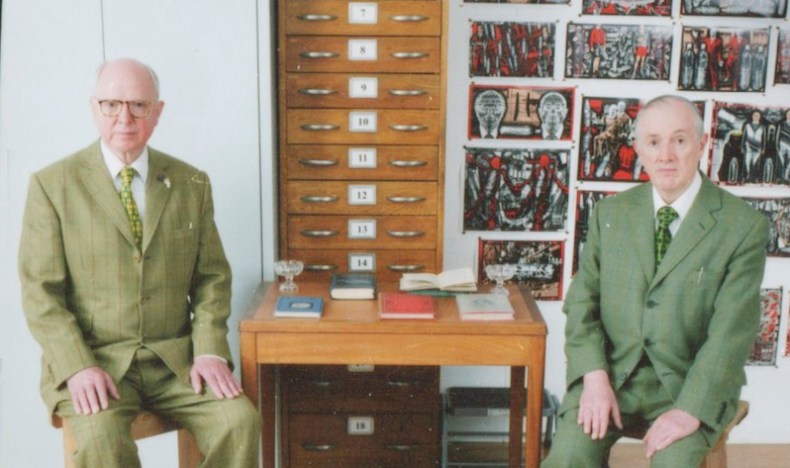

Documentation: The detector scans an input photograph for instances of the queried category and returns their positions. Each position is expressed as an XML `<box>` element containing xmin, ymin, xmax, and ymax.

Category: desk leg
<box><xmin>240</xmin><ymin>332</ymin><xmax>265</xmax><ymax>466</ymax></box>
<box><xmin>260</xmin><ymin>366</ymin><xmax>275</xmax><ymax>467</ymax></box>
<box><xmin>509</xmin><ymin>367</ymin><xmax>526</xmax><ymax>467</ymax></box>
<box><xmin>526</xmin><ymin>346</ymin><xmax>546</xmax><ymax>468</ymax></box>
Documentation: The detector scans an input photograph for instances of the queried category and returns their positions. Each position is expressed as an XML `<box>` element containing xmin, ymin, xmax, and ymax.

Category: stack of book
<box><xmin>329</xmin><ymin>273</ymin><xmax>376</xmax><ymax>300</ymax></box>
<box><xmin>378</xmin><ymin>292</ymin><xmax>435</xmax><ymax>319</ymax></box>
<box><xmin>455</xmin><ymin>294</ymin><xmax>514</xmax><ymax>321</ymax></box>
<box><xmin>399</xmin><ymin>267</ymin><xmax>477</xmax><ymax>294</ymax></box>
<box><xmin>274</xmin><ymin>296</ymin><xmax>324</xmax><ymax>318</ymax></box>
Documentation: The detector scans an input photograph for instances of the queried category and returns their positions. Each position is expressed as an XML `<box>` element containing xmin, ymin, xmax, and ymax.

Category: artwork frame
<box><xmin>581</xmin><ymin>0</ymin><xmax>672</xmax><ymax>16</ymax></box>
<box><xmin>742</xmin><ymin>197</ymin><xmax>790</xmax><ymax>257</ymax></box>
<box><xmin>747</xmin><ymin>288</ymin><xmax>782</xmax><ymax>366</ymax></box>
<box><xmin>775</xmin><ymin>29</ymin><xmax>790</xmax><ymax>85</ymax></box>
<box><xmin>681</xmin><ymin>0</ymin><xmax>787</xmax><ymax>17</ymax></box>
<box><xmin>469</xmin><ymin>21</ymin><xmax>556</xmax><ymax>78</ymax></box>
<box><xmin>478</xmin><ymin>239</ymin><xmax>564</xmax><ymax>300</ymax></box>
<box><xmin>572</xmin><ymin>190</ymin><xmax>616</xmax><ymax>274</ymax></box>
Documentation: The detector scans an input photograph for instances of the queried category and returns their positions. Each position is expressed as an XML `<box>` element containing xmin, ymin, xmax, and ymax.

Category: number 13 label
<box><xmin>348</xmin><ymin>219</ymin><xmax>376</xmax><ymax>239</ymax></box>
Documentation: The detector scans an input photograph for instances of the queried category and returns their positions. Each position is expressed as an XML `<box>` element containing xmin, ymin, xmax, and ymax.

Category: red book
<box><xmin>379</xmin><ymin>292</ymin><xmax>436</xmax><ymax>319</ymax></box>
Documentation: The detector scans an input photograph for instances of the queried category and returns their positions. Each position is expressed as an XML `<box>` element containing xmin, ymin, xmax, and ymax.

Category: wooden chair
<box><xmin>52</xmin><ymin>410</ymin><xmax>202</xmax><ymax>468</ymax></box>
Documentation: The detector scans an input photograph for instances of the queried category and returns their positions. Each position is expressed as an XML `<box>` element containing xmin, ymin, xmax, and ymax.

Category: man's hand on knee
<box><xmin>66</xmin><ymin>366</ymin><xmax>120</xmax><ymax>415</ymax></box>
<box><xmin>190</xmin><ymin>356</ymin><xmax>243</xmax><ymax>399</ymax></box>
<box><xmin>644</xmin><ymin>408</ymin><xmax>701</xmax><ymax>458</ymax></box>
<box><xmin>578</xmin><ymin>369</ymin><xmax>623</xmax><ymax>440</ymax></box>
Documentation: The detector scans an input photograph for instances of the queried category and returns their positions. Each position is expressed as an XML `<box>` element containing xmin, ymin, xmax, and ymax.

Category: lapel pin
<box><xmin>156</xmin><ymin>173</ymin><xmax>171</xmax><ymax>188</ymax></box>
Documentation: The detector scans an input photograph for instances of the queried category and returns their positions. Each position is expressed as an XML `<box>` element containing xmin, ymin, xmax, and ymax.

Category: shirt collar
<box><xmin>652</xmin><ymin>171</ymin><xmax>702</xmax><ymax>223</ymax></box>
<box><xmin>100</xmin><ymin>140</ymin><xmax>149</xmax><ymax>184</ymax></box>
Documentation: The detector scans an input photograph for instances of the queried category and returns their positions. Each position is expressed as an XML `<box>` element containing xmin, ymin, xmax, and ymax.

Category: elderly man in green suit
<box><xmin>543</xmin><ymin>95</ymin><xmax>768</xmax><ymax>467</ymax></box>
<box><xmin>19</xmin><ymin>58</ymin><xmax>260</xmax><ymax>467</ymax></box>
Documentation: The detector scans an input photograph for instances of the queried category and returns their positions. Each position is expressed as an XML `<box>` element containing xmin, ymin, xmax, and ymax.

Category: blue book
<box><xmin>274</xmin><ymin>296</ymin><xmax>324</xmax><ymax>318</ymax></box>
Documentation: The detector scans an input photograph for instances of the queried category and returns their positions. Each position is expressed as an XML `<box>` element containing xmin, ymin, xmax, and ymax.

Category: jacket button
<box><xmin>644</xmin><ymin>339</ymin><xmax>653</xmax><ymax>347</ymax></box>
<box><xmin>646</xmin><ymin>300</ymin><xmax>657</xmax><ymax>308</ymax></box>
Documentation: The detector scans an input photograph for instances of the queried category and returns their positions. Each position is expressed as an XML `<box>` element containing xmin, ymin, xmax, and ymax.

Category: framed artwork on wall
<box><xmin>678</xmin><ymin>26</ymin><xmax>771</xmax><ymax>92</ymax></box>
<box><xmin>747</xmin><ymin>288</ymin><xmax>782</xmax><ymax>366</ymax></box>
<box><xmin>742</xmin><ymin>197</ymin><xmax>790</xmax><ymax>257</ymax></box>
<box><xmin>775</xmin><ymin>29</ymin><xmax>790</xmax><ymax>85</ymax></box>
<box><xmin>709</xmin><ymin>101</ymin><xmax>790</xmax><ymax>186</ymax></box>
<box><xmin>581</xmin><ymin>0</ymin><xmax>672</xmax><ymax>16</ymax></box>
<box><xmin>463</xmin><ymin>147</ymin><xmax>569</xmax><ymax>232</ymax></box>
<box><xmin>572</xmin><ymin>190</ymin><xmax>616</xmax><ymax>275</ymax></box>
<box><xmin>478</xmin><ymin>239</ymin><xmax>564</xmax><ymax>300</ymax></box>
<box><xmin>464</xmin><ymin>0</ymin><xmax>570</xmax><ymax>4</ymax></box>
<box><xmin>565</xmin><ymin>22</ymin><xmax>673</xmax><ymax>80</ymax></box>
<box><xmin>680</xmin><ymin>0</ymin><xmax>787</xmax><ymax>17</ymax></box>
<box><xmin>468</xmin><ymin>84</ymin><xmax>575</xmax><ymax>140</ymax></box>
<box><xmin>469</xmin><ymin>21</ymin><xmax>556</xmax><ymax>78</ymax></box>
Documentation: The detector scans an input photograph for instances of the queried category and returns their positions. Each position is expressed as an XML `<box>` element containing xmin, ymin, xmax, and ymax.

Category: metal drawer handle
<box><xmin>387</xmin><ymin>230</ymin><xmax>425</xmax><ymax>238</ymax></box>
<box><xmin>300</xmin><ymin>230</ymin><xmax>339</xmax><ymax>238</ymax></box>
<box><xmin>299</xmin><ymin>158</ymin><xmax>339</xmax><ymax>167</ymax></box>
<box><xmin>389</xmin><ymin>89</ymin><xmax>428</xmax><ymax>96</ymax></box>
<box><xmin>302</xmin><ymin>444</ymin><xmax>337</xmax><ymax>451</ymax></box>
<box><xmin>387</xmin><ymin>196</ymin><xmax>425</xmax><ymax>203</ymax></box>
<box><xmin>390</xmin><ymin>14</ymin><xmax>429</xmax><ymax>22</ymax></box>
<box><xmin>386</xmin><ymin>380</ymin><xmax>413</xmax><ymax>387</ymax></box>
<box><xmin>300</xmin><ymin>195</ymin><xmax>339</xmax><ymax>203</ymax></box>
<box><xmin>299</xmin><ymin>88</ymin><xmax>337</xmax><ymax>96</ymax></box>
<box><xmin>392</xmin><ymin>51</ymin><xmax>429</xmax><ymax>59</ymax></box>
<box><xmin>389</xmin><ymin>160</ymin><xmax>427</xmax><ymax>168</ymax></box>
<box><xmin>297</xmin><ymin>14</ymin><xmax>337</xmax><ymax>22</ymax></box>
<box><xmin>305</xmin><ymin>264</ymin><xmax>338</xmax><ymax>272</ymax></box>
<box><xmin>386</xmin><ymin>444</ymin><xmax>418</xmax><ymax>451</ymax></box>
<box><xmin>300</xmin><ymin>124</ymin><xmax>339</xmax><ymax>131</ymax></box>
<box><xmin>310</xmin><ymin>380</ymin><xmax>333</xmax><ymax>387</ymax></box>
<box><xmin>300</xmin><ymin>51</ymin><xmax>340</xmax><ymax>59</ymax></box>
<box><xmin>388</xmin><ymin>264</ymin><xmax>425</xmax><ymax>272</ymax></box>
<box><xmin>390</xmin><ymin>124</ymin><xmax>427</xmax><ymax>132</ymax></box>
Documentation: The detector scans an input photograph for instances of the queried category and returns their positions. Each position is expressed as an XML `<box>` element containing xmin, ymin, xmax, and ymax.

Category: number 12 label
<box><xmin>348</xmin><ymin>185</ymin><xmax>376</xmax><ymax>205</ymax></box>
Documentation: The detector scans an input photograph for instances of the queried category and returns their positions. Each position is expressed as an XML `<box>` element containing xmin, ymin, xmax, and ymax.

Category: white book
<box><xmin>455</xmin><ymin>294</ymin><xmax>515</xmax><ymax>321</ymax></box>
<box><xmin>399</xmin><ymin>267</ymin><xmax>478</xmax><ymax>292</ymax></box>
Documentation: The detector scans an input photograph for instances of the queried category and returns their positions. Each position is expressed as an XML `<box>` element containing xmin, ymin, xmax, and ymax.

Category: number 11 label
<box><xmin>348</xmin><ymin>148</ymin><xmax>377</xmax><ymax>168</ymax></box>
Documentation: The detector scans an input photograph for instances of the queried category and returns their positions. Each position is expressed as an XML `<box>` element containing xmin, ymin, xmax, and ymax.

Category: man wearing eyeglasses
<box><xmin>19</xmin><ymin>58</ymin><xmax>261</xmax><ymax>467</ymax></box>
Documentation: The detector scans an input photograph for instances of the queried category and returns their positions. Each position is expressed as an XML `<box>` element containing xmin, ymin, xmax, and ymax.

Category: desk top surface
<box><xmin>240</xmin><ymin>282</ymin><xmax>546</xmax><ymax>336</ymax></box>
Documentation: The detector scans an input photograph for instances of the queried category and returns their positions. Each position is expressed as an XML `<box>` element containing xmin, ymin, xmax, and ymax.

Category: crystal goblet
<box><xmin>274</xmin><ymin>260</ymin><xmax>304</xmax><ymax>292</ymax></box>
<box><xmin>484</xmin><ymin>263</ymin><xmax>517</xmax><ymax>295</ymax></box>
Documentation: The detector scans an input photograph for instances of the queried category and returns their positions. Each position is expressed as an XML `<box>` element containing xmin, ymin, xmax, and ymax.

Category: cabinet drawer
<box><xmin>286</xmin><ymin>73</ymin><xmax>440</xmax><ymax>110</ymax></box>
<box><xmin>287</xmin><ymin>413</ymin><xmax>439</xmax><ymax>467</ymax></box>
<box><xmin>285</xmin><ymin>1</ymin><xmax>441</xmax><ymax>37</ymax></box>
<box><xmin>285</xmin><ymin>36</ymin><xmax>440</xmax><ymax>74</ymax></box>
<box><xmin>287</xmin><ymin>181</ymin><xmax>437</xmax><ymax>215</ymax></box>
<box><xmin>282</xmin><ymin>365</ymin><xmax>439</xmax><ymax>413</ymax></box>
<box><xmin>286</xmin><ymin>145</ymin><xmax>438</xmax><ymax>181</ymax></box>
<box><xmin>289</xmin><ymin>215</ymin><xmax>438</xmax><ymax>249</ymax></box>
<box><xmin>292</xmin><ymin>248</ymin><xmax>437</xmax><ymax>282</ymax></box>
<box><xmin>287</xmin><ymin>109</ymin><xmax>440</xmax><ymax>145</ymax></box>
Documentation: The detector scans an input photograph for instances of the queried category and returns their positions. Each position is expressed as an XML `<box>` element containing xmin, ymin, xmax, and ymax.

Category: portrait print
<box><xmin>709</xmin><ymin>101</ymin><xmax>790</xmax><ymax>186</ymax></box>
<box><xmin>470</xmin><ymin>21</ymin><xmax>555</xmax><ymax>78</ymax></box>
<box><xmin>747</xmin><ymin>288</ymin><xmax>782</xmax><ymax>366</ymax></box>
<box><xmin>775</xmin><ymin>29</ymin><xmax>790</xmax><ymax>85</ymax></box>
<box><xmin>565</xmin><ymin>23</ymin><xmax>672</xmax><ymax>80</ymax></box>
<box><xmin>743</xmin><ymin>197</ymin><xmax>790</xmax><ymax>257</ymax></box>
<box><xmin>572</xmin><ymin>190</ymin><xmax>616</xmax><ymax>274</ymax></box>
<box><xmin>478</xmin><ymin>239</ymin><xmax>564</xmax><ymax>300</ymax></box>
<box><xmin>464</xmin><ymin>148</ymin><xmax>569</xmax><ymax>232</ymax></box>
<box><xmin>469</xmin><ymin>85</ymin><xmax>574</xmax><ymax>141</ymax></box>
<box><xmin>582</xmin><ymin>0</ymin><xmax>672</xmax><ymax>16</ymax></box>
<box><xmin>678</xmin><ymin>26</ymin><xmax>770</xmax><ymax>92</ymax></box>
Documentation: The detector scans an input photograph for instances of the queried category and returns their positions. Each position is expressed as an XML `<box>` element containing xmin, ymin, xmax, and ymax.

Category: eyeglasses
<box><xmin>94</xmin><ymin>99</ymin><xmax>155</xmax><ymax>118</ymax></box>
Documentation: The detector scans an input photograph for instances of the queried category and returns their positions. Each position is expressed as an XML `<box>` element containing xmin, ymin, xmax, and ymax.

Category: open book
<box><xmin>399</xmin><ymin>267</ymin><xmax>477</xmax><ymax>292</ymax></box>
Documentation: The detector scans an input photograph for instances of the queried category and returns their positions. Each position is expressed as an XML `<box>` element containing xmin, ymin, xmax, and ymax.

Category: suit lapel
<box><xmin>651</xmin><ymin>178</ymin><xmax>720</xmax><ymax>286</ymax></box>
<box><xmin>625</xmin><ymin>186</ymin><xmax>657</xmax><ymax>283</ymax></box>
<box><xmin>78</xmin><ymin>142</ymin><xmax>139</xmax><ymax>249</ymax></box>
<box><xmin>144</xmin><ymin>149</ymin><xmax>172</xmax><ymax>253</ymax></box>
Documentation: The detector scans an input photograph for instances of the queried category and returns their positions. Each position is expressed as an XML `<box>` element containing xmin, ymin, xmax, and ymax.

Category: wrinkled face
<box><xmin>635</xmin><ymin>99</ymin><xmax>707</xmax><ymax>203</ymax></box>
<box><xmin>91</xmin><ymin>60</ymin><xmax>164</xmax><ymax>161</ymax></box>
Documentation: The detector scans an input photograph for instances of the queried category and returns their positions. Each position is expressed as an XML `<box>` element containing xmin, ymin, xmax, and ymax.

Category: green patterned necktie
<box><xmin>655</xmin><ymin>205</ymin><xmax>678</xmax><ymax>265</ymax></box>
<box><xmin>119</xmin><ymin>167</ymin><xmax>143</xmax><ymax>251</ymax></box>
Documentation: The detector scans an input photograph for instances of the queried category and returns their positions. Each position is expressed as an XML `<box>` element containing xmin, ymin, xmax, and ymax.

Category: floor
<box><xmin>608</xmin><ymin>443</ymin><xmax>790</xmax><ymax>467</ymax></box>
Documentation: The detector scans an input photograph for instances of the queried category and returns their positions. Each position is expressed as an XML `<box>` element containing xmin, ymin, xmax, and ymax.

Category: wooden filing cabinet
<box><xmin>281</xmin><ymin>365</ymin><xmax>442</xmax><ymax>467</ymax></box>
<box><xmin>276</xmin><ymin>0</ymin><xmax>447</xmax><ymax>283</ymax></box>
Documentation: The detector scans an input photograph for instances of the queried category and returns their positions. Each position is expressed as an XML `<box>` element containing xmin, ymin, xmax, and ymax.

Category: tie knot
<box><xmin>120</xmin><ymin>167</ymin><xmax>136</xmax><ymax>186</ymax></box>
<box><xmin>657</xmin><ymin>206</ymin><xmax>678</xmax><ymax>229</ymax></box>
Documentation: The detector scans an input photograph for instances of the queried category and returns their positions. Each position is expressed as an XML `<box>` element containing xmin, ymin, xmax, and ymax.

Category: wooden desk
<box><xmin>240</xmin><ymin>282</ymin><xmax>547</xmax><ymax>467</ymax></box>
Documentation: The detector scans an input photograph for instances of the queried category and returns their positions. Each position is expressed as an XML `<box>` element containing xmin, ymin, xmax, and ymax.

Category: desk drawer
<box><xmin>287</xmin><ymin>109</ymin><xmax>440</xmax><ymax>145</ymax></box>
<box><xmin>286</xmin><ymin>145</ymin><xmax>438</xmax><ymax>181</ymax></box>
<box><xmin>283</xmin><ymin>365</ymin><xmax>439</xmax><ymax>413</ymax></box>
<box><xmin>285</xmin><ymin>36</ymin><xmax>440</xmax><ymax>74</ymax></box>
<box><xmin>285</xmin><ymin>1</ymin><xmax>441</xmax><ymax>37</ymax></box>
<box><xmin>288</xmin><ymin>215</ymin><xmax>437</xmax><ymax>250</ymax></box>
<box><xmin>293</xmin><ymin>248</ymin><xmax>437</xmax><ymax>282</ymax></box>
<box><xmin>287</xmin><ymin>413</ymin><xmax>440</xmax><ymax>467</ymax></box>
<box><xmin>287</xmin><ymin>181</ymin><xmax>437</xmax><ymax>215</ymax></box>
<box><xmin>286</xmin><ymin>73</ymin><xmax>441</xmax><ymax>110</ymax></box>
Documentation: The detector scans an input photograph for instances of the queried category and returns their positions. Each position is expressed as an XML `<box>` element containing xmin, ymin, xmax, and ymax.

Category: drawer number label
<box><xmin>348</xmin><ymin>147</ymin><xmax>377</xmax><ymax>168</ymax></box>
<box><xmin>348</xmin><ymin>219</ymin><xmax>376</xmax><ymax>239</ymax></box>
<box><xmin>348</xmin><ymin>253</ymin><xmax>376</xmax><ymax>272</ymax></box>
<box><xmin>348</xmin><ymin>3</ymin><xmax>378</xmax><ymax>24</ymax></box>
<box><xmin>349</xmin><ymin>111</ymin><xmax>377</xmax><ymax>133</ymax></box>
<box><xmin>348</xmin><ymin>77</ymin><xmax>378</xmax><ymax>99</ymax></box>
<box><xmin>348</xmin><ymin>416</ymin><xmax>375</xmax><ymax>435</ymax></box>
<box><xmin>348</xmin><ymin>39</ymin><xmax>377</xmax><ymax>61</ymax></box>
<box><xmin>348</xmin><ymin>185</ymin><xmax>376</xmax><ymax>205</ymax></box>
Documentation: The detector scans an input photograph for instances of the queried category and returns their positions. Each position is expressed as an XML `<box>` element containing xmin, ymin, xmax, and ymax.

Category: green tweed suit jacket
<box><xmin>562</xmin><ymin>175</ymin><xmax>768</xmax><ymax>440</ymax></box>
<box><xmin>19</xmin><ymin>141</ymin><xmax>233</xmax><ymax>413</ymax></box>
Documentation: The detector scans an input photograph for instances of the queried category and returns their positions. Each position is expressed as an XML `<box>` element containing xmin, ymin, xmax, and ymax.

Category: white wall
<box><xmin>0</xmin><ymin>1</ymin><xmax>275</xmax><ymax>466</ymax></box>
<box><xmin>441</xmin><ymin>0</ymin><xmax>790</xmax><ymax>445</ymax></box>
